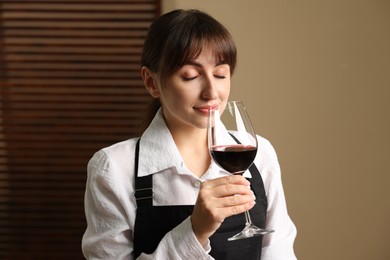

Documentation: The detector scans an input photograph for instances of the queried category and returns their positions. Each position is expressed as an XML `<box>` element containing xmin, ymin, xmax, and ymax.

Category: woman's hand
<box><xmin>191</xmin><ymin>175</ymin><xmax>256</xmax><ymax>246</ymax></box>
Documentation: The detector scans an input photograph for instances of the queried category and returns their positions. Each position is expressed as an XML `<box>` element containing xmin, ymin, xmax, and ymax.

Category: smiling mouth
<box><xmin>196</xmin><ymin>105</ymin><xmax>218</xmax><ymax>115</ymax></box>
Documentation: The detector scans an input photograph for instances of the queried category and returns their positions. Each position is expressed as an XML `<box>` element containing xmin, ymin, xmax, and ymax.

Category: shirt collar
<box><xmin>138</xmin><ymin>108</ymin><xmax>184</xmax><ymax>177</ymax></box>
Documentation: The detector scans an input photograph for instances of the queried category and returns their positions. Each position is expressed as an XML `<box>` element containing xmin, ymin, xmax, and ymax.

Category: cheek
<box><xmin>167</xmin><ymin>88</ymin><xmax>192</xmax><ymax>101</ymax></box>
<box><xmin>160</xmin><ymin>87</ymin><xmax>192</xmax><ymax>108</ymax></box>
<box><xmin>220</xmin><ymin>82</ymin><xmax>231</xmax><ymax>100</ymax></box>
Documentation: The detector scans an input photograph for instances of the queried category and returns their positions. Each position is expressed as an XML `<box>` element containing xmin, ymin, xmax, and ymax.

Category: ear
<box><xmin>141</xmin><ymin>66</ymin><xmax>160</xmax><ymax>98</ymax></box>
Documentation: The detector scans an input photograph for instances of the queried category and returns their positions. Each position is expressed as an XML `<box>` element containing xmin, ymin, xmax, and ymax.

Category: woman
<box><xmin>82</xmin><ymin>9</ymin><xmax>297</xmax><ymax>259</ymax></box>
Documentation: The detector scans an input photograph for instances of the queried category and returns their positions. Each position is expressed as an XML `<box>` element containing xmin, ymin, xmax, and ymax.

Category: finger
<box><xmin>201</xmin><ymin>175</ymin><xmax>250</xmax><ymax>189</ymax></box>
<box><xmin>218</xmin><ymin>193</ymin><xmax>256</xmax><ymax>208</ymax></box>
<box><xmin>212</xmin><ymin>183</ymin><xmax>254</xmax><ymax>198</ymax></box>
<box><xmin>219</xmin><ymin>200</ymin><xmax>256</xmax><ymax>217</ymax></box>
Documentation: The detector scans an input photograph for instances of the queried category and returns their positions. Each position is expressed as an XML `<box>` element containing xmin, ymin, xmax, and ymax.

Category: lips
<box><xmin>195</xmin><ymin>104</ymin><xmax>219</xmax><ymax>115</ymax></box>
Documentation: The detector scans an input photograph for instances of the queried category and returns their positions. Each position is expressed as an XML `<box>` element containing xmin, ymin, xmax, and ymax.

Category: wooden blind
<box><xmin>0</xmin><ymin>1</ymin><xmax>159</xmax><ymax>258</ymax></box>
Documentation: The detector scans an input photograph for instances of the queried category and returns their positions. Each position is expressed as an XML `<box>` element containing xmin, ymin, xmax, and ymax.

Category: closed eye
<box><xmin>182</xmin><ymin>76</ymin><xmax>199</xmax><ymax>81</ymax></box>
<box><xmin>214</xmin><ymin>75</ymin><xmax>226</xmax><ymax>79</ymax></box>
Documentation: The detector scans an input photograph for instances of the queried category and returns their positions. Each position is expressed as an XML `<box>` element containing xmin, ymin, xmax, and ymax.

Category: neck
<box><xmin>170</xmin><ymin>127</ymin><xmax>211</xmax><ymax>178</ymax></box>
<box><xmin>172</xmin><ymin>127</ymin><xmax>207</xmax><ymax>146</ymax></box>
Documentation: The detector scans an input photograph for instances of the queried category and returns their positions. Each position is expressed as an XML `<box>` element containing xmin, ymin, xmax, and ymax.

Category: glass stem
<box><xmin>244</xmin><ymin>211</ymin><xmax>252</xmax><ymax>225</ymax></box>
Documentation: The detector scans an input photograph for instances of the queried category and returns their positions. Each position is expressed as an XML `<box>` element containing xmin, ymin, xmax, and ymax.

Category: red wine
<box><xmin>210</xmin><ymin>145</ymin><xmax>257</xmax><ymax>175</ymax></box>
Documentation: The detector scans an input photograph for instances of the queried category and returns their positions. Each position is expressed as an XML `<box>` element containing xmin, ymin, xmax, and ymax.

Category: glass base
<box><xmin>228</xmin><ymin>223</ymin><xmax>274</xmax><ymax>241</ymax></box>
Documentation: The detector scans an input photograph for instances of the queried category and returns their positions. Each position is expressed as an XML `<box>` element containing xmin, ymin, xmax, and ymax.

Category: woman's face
<box><xmin>158</xmin><ymin>48</ymin><xmax>231</xmax><ymax>131</ymax></box>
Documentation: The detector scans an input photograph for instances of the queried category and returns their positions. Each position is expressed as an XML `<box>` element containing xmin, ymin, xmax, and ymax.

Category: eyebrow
<box><xmin>184</xmin><ymin>60</ymin><xmax>228</xmax><ymax>67</ymax></box>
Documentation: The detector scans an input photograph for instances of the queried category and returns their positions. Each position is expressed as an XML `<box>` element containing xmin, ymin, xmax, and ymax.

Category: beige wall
<box><xmin>163</xmin><ymin>1</ymin><xmax>390</xmax><ymax>259</ymax></box>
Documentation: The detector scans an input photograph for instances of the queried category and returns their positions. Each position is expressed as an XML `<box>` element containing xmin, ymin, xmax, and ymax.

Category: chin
<box><xmin>190</xmin><ymin>119</ymin><xmax>208</xmax><ymax>130</ymax></box>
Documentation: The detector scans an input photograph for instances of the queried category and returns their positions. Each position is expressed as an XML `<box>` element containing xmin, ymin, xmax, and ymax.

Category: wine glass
<box><xmin>208</xmin><ymin>100</ymin><xmax>274</xmax><ymax>241</ymax></box>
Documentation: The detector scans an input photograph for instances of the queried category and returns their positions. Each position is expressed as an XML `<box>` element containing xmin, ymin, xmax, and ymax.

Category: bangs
<box><xmin>183</xmin><ymin>34</ymin><xmax>237</xmax><ymax>71</ymax></box>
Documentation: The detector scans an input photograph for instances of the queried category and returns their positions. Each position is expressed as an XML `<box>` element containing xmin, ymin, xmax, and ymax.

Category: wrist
<box><xmin>190</xmin><ymin>216</ymin><xmax>209</xmax><ymax>247</ymax></box>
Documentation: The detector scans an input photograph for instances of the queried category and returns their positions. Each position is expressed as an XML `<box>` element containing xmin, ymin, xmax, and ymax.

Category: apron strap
<box><xmin>134</xmin><ymin>138</ymin><xmax>153</xmax><ymax>207</ymax></box>
<box><xmin>248</xmin><ymin>162</ymin><xmax>267</xmax><ymax>204</ymax></box>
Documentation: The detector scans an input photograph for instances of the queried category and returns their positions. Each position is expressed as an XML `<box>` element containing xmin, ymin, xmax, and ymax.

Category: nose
<box><xmin>201</xmin><ymin>77</ymin><xmax>218</xmax><ymax>100</ymax></box>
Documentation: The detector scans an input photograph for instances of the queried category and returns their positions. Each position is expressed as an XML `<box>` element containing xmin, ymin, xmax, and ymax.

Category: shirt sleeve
<box><xmin>82</xmin><ymin>150</ymin><xmax>133</xmax><ymax>259</ymax></box>
<box><xmin>257</xmin><ymin>138</ymin><xmax>297</xmax><ymax>260</ymax></box>
<box><xmin>82</xmin><ymin>150</ymin><xmax>213</xmax><ymax>260</ymax></box>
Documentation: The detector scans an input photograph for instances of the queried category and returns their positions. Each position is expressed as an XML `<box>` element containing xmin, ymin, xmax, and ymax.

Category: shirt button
<box><xmin>194</xmin><ymin>180</ymin><xmax>201</xmax><ymax>188</ymax></box>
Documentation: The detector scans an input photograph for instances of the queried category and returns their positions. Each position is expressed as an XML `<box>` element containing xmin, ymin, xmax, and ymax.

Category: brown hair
<box><xmin>140</xmin><ymin>9</ymin><xmax>237</xmax><ymax>131</ymax></box>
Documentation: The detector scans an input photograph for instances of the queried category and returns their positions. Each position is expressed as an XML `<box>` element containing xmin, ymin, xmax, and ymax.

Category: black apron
<box><xmin>133</xmin><ymin>139</ymin><xmax>268</xmax><ymax>259</ymax></box>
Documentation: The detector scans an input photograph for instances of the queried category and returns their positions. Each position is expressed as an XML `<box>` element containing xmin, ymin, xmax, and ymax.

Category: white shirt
<box><xmin>82</xmin><ymin>109</ymin><xmax>297</xmax><ymax>260</ymax></box>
